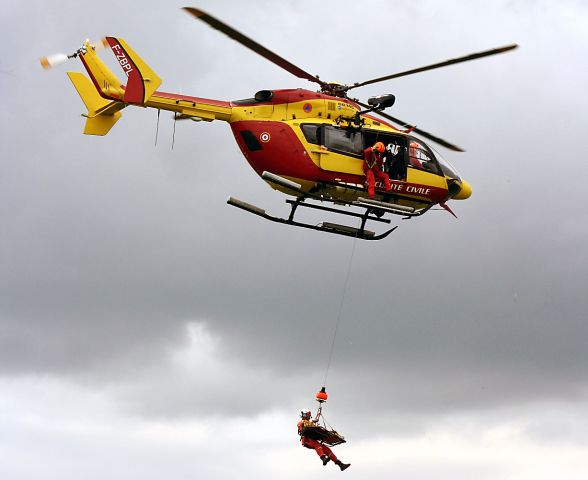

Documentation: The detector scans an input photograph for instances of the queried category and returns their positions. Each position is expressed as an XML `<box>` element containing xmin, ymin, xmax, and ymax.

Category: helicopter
<box><xmin>41</xmin><ymin>7</ymin><xmax>518</xmax><ymax>240</ymax></box>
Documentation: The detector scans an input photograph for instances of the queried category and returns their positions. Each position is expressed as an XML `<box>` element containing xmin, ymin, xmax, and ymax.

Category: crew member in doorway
<box><xmin>385</xmin><ymin>142</ymin><xmax>407</xmax><ymax>180</ymax></box>
<box><xmin>409</xmin><ymin>141</ymin><xmax>424</xmax><ymax>168</ymax></box>
<box><xmin>298</xmin><ymin>409</ymin><xmax>351</xmax><ymax>471</ymax></box>
<box><xmin>363</xmin><ymin>141</ymin><xmax>391</xmax><ymax>198</ymax></box>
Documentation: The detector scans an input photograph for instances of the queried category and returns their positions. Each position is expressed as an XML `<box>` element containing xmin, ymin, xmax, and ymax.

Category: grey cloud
<box><xmin>1</xmin><ymin>0</ymin><xmax>587</xmax><ymax>431</ymax></box>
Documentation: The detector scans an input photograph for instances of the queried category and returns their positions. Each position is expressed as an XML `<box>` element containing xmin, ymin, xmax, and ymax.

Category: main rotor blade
<box><xmin>350</xmin><ymin>44</ymin><xmax>518</xmax><ymax>90</ymax></box>
<box><xmin>183</xmin><ymin>7</ymin><xmax>326</xmax><ymax>88</ymax></box>
<box><xmin>358</xmin><ymin>101</ymin><xmax>464</xmax><ymax>152</ymax></box>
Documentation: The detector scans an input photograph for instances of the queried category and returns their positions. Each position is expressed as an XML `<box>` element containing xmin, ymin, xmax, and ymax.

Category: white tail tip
<box><xmin>40</xmin><ymin>53</ymin><xmax>68</xmax><ymax>69</ymax></box>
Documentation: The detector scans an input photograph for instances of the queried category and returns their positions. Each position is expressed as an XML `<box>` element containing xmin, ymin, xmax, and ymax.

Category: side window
<box><xmin>301</xmin><ymin>123</ymin><xmax>322</xmax><ymax>145</ymax></box>
<box><xmin>408</xmin><ymin>139</ymin><xmax>441</xmax><ymax>174</ymax></box>
<box><xmin>323</xmin><ymin>126</ymin><xmax>363</xmax><ymax>156</ymax></box>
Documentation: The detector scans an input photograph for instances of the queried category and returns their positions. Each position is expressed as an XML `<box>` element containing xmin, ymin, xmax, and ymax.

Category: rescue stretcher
<box><xmin>300</xmin><ymin>425</ymin><xmax>346</xmax><ymax>447</ymax></box>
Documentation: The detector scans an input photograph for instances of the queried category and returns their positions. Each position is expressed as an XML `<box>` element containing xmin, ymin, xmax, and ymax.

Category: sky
<box><xmin>1</xmin><ymin>0</ymin><xmax>588</xmax><ymax>478</ymax></box>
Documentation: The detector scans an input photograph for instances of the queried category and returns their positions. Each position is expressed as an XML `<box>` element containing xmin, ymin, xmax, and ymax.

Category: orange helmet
<box><xmin>373</xmin><ymin>141</ymin><xmax>385</xmax><ymax>153</ymax></box>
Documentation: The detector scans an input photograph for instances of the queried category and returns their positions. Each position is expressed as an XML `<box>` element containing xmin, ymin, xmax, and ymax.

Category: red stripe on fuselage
<box><xmin>230</xmin><ymin>89</ymin><xmax>361</xmax><ymax>108</ymax></box>
<box><xmin>153</xmin><ymin>91</ymin><xmax>231</xmax><ymax>107</ymax></box>
<box><xmin>229</xmin><ymin>120</ymin><xmax>446</xmax><ymax>203</ymax></box>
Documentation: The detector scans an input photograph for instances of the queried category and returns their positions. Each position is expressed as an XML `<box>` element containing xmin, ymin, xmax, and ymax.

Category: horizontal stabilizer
<box><xmin>82</xmin><ymin>112</ymin><xmax>122</xmax><ymax>136</ymax></box>
<box><xmin>67</xmin><ymin>71</ymin><xmax>111</xmax><ymax>112</ymax></box>
<box><xmin>67</xmin><ymin>71</ymin><xmax>125</xmax><ymax>135</ymax></box>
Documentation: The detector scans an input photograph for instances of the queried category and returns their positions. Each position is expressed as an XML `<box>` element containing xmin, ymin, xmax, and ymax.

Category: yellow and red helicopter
<box><xmin>42</xmin><ymin>7</ymin><xmax>517</xmax><ymax>240</ymax></box>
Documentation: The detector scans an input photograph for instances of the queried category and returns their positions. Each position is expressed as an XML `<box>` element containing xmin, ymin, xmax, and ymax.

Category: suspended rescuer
<box><xmin>298</xmin><ymin>409</ymin><xmax>351</xmax><ymax>471</ymax></box>
<box><xmin>363</xmin><ymin>141</ymin><xmax>392</xmax><ymax>198</ymax></box>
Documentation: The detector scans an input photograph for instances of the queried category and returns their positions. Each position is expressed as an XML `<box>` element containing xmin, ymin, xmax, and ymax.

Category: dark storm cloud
<box><xmin>1</xmin><ymin>0</ymin><xmax>587</xmax><ymax>428</ymax></box>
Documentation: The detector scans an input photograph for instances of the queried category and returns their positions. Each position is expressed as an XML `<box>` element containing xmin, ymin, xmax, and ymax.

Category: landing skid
<box><xmin>226</xmin><ymin>171</ymin><xmax>432</xmax><ymax>240</ymax></box>
<box><xmin>227</xmin><ymin>196</ymin><xmax>398</xmax><ymax>240</ymax></box>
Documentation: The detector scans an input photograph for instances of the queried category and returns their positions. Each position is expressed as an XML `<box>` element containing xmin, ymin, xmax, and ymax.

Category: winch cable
<box><xmin>322</xmin><ymin>221</ymin><xmax>361</xmax><ymax>388</ymax></box>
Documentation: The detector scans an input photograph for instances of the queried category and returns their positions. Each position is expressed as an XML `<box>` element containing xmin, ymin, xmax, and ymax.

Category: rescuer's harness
<box><xmin>365</xmin><ymin>150</ymin><xmax>379</xmax><ymax>169</ymax></box>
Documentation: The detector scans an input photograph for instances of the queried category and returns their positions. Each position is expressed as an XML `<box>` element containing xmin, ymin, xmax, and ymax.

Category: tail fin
<box><xmin>104</xmin><ymin>37</ymin><xmax>162</xmax><ymax>104</ymax></box>
<box><xmin>67</xmin><ymin>71</ymin><xmax>124</xmax><ymax>135</ymax></box>
<box><xmin>67</xmin><ymin>37</ymin><xmax>162</xmax><ymax>135</ymax></box>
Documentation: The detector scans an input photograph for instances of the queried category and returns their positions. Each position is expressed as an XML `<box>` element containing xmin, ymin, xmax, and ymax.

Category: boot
<box><xmin>336</xmin><ymin>460</ymin><xmax>351</xmax><ymax>471</ymax></box>
<box><xmin>321</xmin><ymin>455</ymin><xmax>330</xmax><ymax>466</ymax></box>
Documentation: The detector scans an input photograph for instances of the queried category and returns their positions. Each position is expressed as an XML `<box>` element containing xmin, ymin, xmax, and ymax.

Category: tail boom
<box><xmin>145</xmin><ymin>91</ymin><xmax>232</xmax><ymax>122</ymax></box>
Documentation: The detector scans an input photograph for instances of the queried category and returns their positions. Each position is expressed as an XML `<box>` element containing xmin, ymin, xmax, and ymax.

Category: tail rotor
<box><xmin>40</xmin><ymin>38</ymin><xmax>108</xmax><ymax>70</ymax></box>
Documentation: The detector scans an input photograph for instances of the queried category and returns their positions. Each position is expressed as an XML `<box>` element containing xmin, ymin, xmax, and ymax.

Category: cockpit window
<box><xmin>407</xmin><ymin>138</ymin><xmax>442</xmax><ymax>175</ymax></box>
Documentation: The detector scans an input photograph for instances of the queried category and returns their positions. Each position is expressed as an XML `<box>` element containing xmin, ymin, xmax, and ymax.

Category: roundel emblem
<box><xmin>303</xmin><ymin>103</ymin><xmax>312</xmax><ymax>113</ymax></box>
<box><xmin>259</xmin><ymin>132</ymin><xmax>271</xmax><ymax>143</ymax></box>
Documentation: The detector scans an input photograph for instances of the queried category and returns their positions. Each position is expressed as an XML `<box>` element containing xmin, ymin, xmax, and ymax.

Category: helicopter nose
<box><xmin>453</xmin><ymin>180</ymin><xmax>472</xmax><ymax>200</ymax></box>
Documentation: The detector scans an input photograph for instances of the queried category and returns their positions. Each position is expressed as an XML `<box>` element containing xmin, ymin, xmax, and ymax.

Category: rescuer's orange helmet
<box><xmin>373</xmin><ymin>141</ymin><xmax>385</xmax><ymax>153</ymax></box>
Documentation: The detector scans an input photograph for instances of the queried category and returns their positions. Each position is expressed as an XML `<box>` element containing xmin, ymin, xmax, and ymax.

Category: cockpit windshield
<box><xmin>429</xmin><ymin>144</ymin><xmax>462</xmax><ymax>181</ymax></box>
<box><xmin>407</xmin><ymin>136</ymin><xmax>461</xmax><ymax>180</ymax></box>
